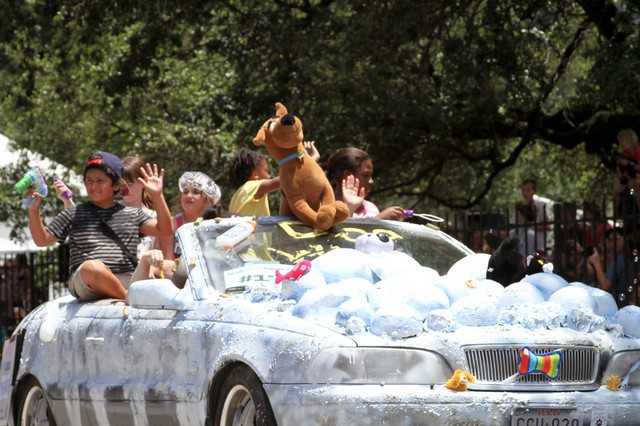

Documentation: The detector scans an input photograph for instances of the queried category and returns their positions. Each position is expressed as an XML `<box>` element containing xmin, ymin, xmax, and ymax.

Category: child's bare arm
<box><xmin>139</xmin><ymin>163</ymin><xmax>173</xmax><ymax>238</ymax></box>
<box><xmin>131</xmin><ymin>249</ymin><xmax>164</xmax><ymax>282</ymax></box>
<box><xmin>255</xmin><ymin>177</ymin><xmax>281</xmax><ymax>200</ymax></box>
<box><xmin>375</xmin><ymin>206</ymin><xmax>406</xmax><ymax>221</ymax></box>
<box><xmin>26</xmin><ymin>193</ymin><xmax>59</xmax><ymax>246</ymax></box>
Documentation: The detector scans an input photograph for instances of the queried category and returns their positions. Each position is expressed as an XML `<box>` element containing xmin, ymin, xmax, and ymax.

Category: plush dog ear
<box><xmin>274</xmin><ymin>102</ymin><xmax>287</xmax><ymax>116</ymax></box>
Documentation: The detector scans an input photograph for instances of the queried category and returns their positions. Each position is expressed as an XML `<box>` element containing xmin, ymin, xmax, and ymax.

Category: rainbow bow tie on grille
<box><xmin>517</xmin><ymin>347</ymin><xmax>563</xmax><ymax>380</ymax></box>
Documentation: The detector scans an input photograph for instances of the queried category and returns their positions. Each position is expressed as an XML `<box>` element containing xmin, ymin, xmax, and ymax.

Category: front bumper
<box><xmin>265</xmin><ymin>383</ymin><xmax>640</xmax><ymax>425</ymax></box>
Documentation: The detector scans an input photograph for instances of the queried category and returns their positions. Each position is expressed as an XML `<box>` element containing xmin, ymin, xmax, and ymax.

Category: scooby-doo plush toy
<box><xmin>253</xmin><ymin>102</ymin><xmax>349</xmax><ymax>231</ymax></box>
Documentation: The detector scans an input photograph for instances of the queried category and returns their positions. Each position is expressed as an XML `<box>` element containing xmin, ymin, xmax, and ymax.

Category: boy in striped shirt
<box><xmin>26</xmin><ymin>151</ymin><xmax>173</xmax><ymax>301</ymax></box>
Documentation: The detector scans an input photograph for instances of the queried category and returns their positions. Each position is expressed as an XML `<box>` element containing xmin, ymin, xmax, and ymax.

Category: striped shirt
<box><xmin>47</xmin><ymin>202</ymin><xmax>151</xmax><ymax>274</ymax></box>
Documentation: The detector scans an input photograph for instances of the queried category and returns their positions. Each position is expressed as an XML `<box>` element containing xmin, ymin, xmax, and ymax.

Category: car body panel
<box><xmin>2</xmin><ymin>217</ymin><xmax>640</xmax><ymax>425</ymax></box>
<box><xmin>265</xmin><ymin>384</ymin><xmax>640</xmax><ymax>425</ymax></box>
<box><xmin>15</xmin><ymin>294</ymin><xmax>357</xmax><ymax>425</ymax></box>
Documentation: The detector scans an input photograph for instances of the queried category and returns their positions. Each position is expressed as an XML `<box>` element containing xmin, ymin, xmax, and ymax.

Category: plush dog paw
<box><xmin>314</xmin><ymin>209</ymin><xmax>335</xmax><ymax>231</ymax></box>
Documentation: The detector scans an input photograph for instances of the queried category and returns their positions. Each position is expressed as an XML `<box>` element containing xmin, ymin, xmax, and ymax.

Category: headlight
<box><xmin>603</xmin><ymin>351</ymin><xmax>640</xmax><ymax>386</ymax></box>
<box><xmin>306</xmin><ymin>347</ymin><xmax>453</xmax><ymax>384</ymax></box>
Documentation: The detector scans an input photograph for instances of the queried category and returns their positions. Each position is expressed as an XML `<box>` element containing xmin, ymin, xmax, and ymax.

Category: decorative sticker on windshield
<box><xmin>277</xmin><ymin>221</ymin><xmax>328</xmax><ymax>239</ymax></box>
<box><xmin>223</xmin><ymin>263</ymin><xmax>289</xmax><ymax>293</ymax></box>
<box><xmin>271</xmin><ymin>221</ymin><xmax>405</xmax><ymax>264</ymax></box>
<box><xmin>268</xmin><ymin>245</ymin><xmax>327</xmax><ymax>263</ymax></box>
<box><xmin>335</xmin><ymin>227</ymin><xmax>404</xmax><ymax>244</ymax></box>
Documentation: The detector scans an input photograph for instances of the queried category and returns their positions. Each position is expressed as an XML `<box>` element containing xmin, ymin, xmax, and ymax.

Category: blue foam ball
<box><xmin>522</xmin><ymin>272</ymin><xmax>568</xmax><ymax>300</ymax></box>
<box><xmin>312</xmin><ymin>248</ymin><xmax>374</xmax><ymax>284</ymax></box>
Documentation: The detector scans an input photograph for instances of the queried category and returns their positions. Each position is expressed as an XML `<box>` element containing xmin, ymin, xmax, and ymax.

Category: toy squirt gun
<box><xmin>13</xmin><ymin>168</ymin><xmax>73</xmax><ymax>208</ymax></box>
<box><xmin>13</xmin><ymin>167</ymin><xmax>73</xmax><ymax>207</ymax></box>
<box><xmin>13</xmin><ymin>168</ymin><xmax>48</xmax><ymax>208</ymax></box>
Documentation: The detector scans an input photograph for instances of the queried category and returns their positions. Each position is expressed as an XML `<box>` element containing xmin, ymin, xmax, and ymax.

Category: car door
<box><xmin>34</xmin><ymin>300</ymin><xmax>97</xmax><ymax>426</ymax></box>
<box><xmin>80</xmin><ymin>301</ymin><xmax>193</xmax><ymax>425</ymax></box>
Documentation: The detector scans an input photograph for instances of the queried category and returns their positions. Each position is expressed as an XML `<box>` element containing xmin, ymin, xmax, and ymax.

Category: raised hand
<box><xmin>303</xmin><ymin>141</ymin><xmax>320</xmax><ymax>162</ymax></box>
<box><xmin>341</xmin><ymin>174</ymin><xmax>364</xmax><ymax>215</ymax></box>
<box><xmin>138</xmin><ymin>163</ymin><xmax>164</xmax><ymax>196</ymax></box>
<box><xmin>24</xmin><ymin>190</ymin><xmax>44</xmax><ymax>211</ymax></box>
<box><xmin>53</xmin><ymin>179</ymin><xmax>75</xmax><ymax>207</ymax></box>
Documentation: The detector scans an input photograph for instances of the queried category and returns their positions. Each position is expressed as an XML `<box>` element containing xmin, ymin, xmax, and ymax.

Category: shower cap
<box><xmin>178</xmin><ymin>171</ymin><xmax>221</xmax><ymax>204</ymax></box>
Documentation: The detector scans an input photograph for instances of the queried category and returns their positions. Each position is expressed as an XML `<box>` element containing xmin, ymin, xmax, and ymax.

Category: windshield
<box><xmin>196</xmin><ymin>217</ymin><xmax>471</xmax><ymax>293</ymax></box>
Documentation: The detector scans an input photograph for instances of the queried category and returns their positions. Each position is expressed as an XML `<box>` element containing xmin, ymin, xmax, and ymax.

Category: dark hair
<box><xmin>325</xmin><ymin>147</ymin><xmax>371</xmax><ymax>194</ymax></box>
<box><xmin>607</xmin><ymin>226</ymin><xmax>625</xmax><ymax>238</ymax></box>
<box><xmin>228</xmin><ymin>148</ymin><xmax>266</xmax><ymax>189</ymax></box>
<box><xmin>521</xmin><ymin>178</ymin><xmax>537</xmax><ymax>191</ymax></box>
<box><xmin>557</xmin><ymin>202</ymin><xmax>577</xmax><ymax>219</ymax></box>
<box><xmin>13</xmin><ymin>253</ymin><xmax>28</xmax><ymax>268</ymax></box>
<box><xmin>122</xmin><ymin>156</ymin><xmax>155</xmax><ymax>210</ymax></box>
<box><xmin>202</xmin><ymin>203</ymin><xmax>229</xmax><ymax>220</ymax></box>
<box><xmin>583</xmin><ymin>201</ymin><xmax>603</xmax><ymax>219</ymax></box>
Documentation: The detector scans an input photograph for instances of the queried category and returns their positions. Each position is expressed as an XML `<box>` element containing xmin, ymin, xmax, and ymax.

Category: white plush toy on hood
<box><xmin>355</xmin><ymin>232</ymin><xmax>395</xmax><ymax>254</ymax></box>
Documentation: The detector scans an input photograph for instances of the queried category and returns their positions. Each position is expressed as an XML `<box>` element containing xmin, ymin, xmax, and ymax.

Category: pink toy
<box><xmin>275</xmin><ymin>260</ymin><xmax>312</xmax><ymax>284</ymax></box>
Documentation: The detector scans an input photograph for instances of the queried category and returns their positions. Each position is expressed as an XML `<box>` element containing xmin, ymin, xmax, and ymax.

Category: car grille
<box><xmin>463</xmin><ymin>345</ymin><xmax>600</xmax><ymax>391</ymax></box>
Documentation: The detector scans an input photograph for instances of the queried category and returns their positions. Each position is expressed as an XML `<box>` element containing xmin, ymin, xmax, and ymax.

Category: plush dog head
<box><xmin>251</xmin><ymin>102</ymin><xmax>350</xmax><ymax>231</ymax></box>
<box><xmin>486</xmin><ymin>236</ymin><xmax>526</xmax><ymax>286</ymax></box>
<box><xmin>253</xmin><ymin>102</ymin><xmax>304</xmax><ymax>159</ymax></box>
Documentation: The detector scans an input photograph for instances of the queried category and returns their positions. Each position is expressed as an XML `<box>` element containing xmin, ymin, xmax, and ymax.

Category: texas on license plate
<box><xmin>511</xmin><ymin>407</ymin><xmax>582</xmax><ymax>426</ymax></box>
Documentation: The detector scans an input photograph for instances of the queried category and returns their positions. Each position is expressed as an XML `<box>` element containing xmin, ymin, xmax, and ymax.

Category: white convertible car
<box><xmin>1</xmin><ymin>216</ymin><xmax>640</xmax><ymax>425</ymax></box>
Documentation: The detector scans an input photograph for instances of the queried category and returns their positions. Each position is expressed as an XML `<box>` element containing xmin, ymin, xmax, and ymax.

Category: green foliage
<box><xmin>0</xmin><ymin>0</ymin><xmax>639</xmax><ymax>234</ymax></box>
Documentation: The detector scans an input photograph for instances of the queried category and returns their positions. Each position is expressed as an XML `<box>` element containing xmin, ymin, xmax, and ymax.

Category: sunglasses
<box><xmin>119</xmin><ymin>184</ymin><xmax>130</xmax><ymax>197</ymax></box>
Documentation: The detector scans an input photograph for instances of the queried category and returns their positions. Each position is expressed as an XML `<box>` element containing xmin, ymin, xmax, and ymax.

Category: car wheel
<box><xmin>16</xmin><ymin>376</ymin><xmax>56</xmax><ymax>426</ymax></box>
<box><xmin>215</xmin><ymin>365</ymin><xmax>276</xmax><ymax>426</ymax></box>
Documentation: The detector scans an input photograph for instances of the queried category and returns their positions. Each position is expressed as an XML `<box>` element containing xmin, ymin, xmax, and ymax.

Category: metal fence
<box><xmin>1</xmin><ymin>244</ymin><xmax>69</xmax><ymax>347</ymax></box>
<box><xmin>437</xmin><ymin>196</ymin><xmax>640</xmax><ymax>308</ymax></box>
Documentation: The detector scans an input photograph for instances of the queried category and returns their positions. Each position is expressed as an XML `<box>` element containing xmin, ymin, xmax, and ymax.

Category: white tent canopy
<box><xmin>0</xmin><ymin>229</ymin><xmax>42</xmax><ymax>253</ymax></box>
<box><xmin>0</xmin><ymin>133</ymin><xmax>85</xmax><ymax>253</ymax></box>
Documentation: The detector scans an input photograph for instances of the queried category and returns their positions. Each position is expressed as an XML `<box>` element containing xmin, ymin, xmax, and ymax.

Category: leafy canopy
<box><xmin>0</xmin><ymin>0</ymin><xmax>638</xmax><ymax>232</ymax></box>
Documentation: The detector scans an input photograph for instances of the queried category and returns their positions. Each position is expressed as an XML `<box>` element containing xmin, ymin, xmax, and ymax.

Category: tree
<box><xmin>0</xmin><ymin>0</ymin><xmax>638</xmax><ymax>233</ymax></box>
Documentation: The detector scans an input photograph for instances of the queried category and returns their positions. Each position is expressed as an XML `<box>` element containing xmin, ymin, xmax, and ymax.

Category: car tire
<box><xmin>214</xmin><ymin>365</ymin><xmax>276</xmax><ymax>426</ymax></box>
<box><xmin>15</xmin><ymin>376</ymin><xmax>56</xmax><ymax>426</ymax></box>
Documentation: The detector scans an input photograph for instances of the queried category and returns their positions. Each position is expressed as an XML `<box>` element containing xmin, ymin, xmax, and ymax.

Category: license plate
<box><xmin>511</xmin><ymin>408</ymin><xmax>582</xmax><ymax>426</ymax></box>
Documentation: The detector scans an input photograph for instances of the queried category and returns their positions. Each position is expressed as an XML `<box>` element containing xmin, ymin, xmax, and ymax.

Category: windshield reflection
<box><xmin>196</xmin><ymin>218</ymin><xmax>471</xmax><ymax>293</ymax></box>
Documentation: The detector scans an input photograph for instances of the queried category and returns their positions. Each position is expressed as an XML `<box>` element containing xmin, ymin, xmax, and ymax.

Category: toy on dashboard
<box><xmin>216</xmin><ymin>221</ymin><xmax>257</xmax><ymax>249</ymax></box>
<box><xmin>355</xmin><ymin>232</ymin><xmax>395</xmax><ymax>254</ymax></box>
<box><xmin>275</xmin><ymin>260</ymin><xmax>312</xmax><ymax>284</ymax></box>
<box><xmin>486</xmin><ymin>236</ymin><xmax>526</xmax><ymax>287</ymax></box>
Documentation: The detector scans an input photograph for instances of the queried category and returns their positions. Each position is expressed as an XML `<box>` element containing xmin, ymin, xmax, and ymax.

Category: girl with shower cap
<box><xmin>176</xmin><ymin>170</ymin><xmax>221</xmax><ymax>223</ymax></box>
<box><xmin>168</xmin><ymin>171</ymin><xmax>222</xmax><ymax>259</ymax></box>
<box><xmin>178</xmin><ymin>171</ymin><xmax>222</xmax><ymax>206</ymax></box>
